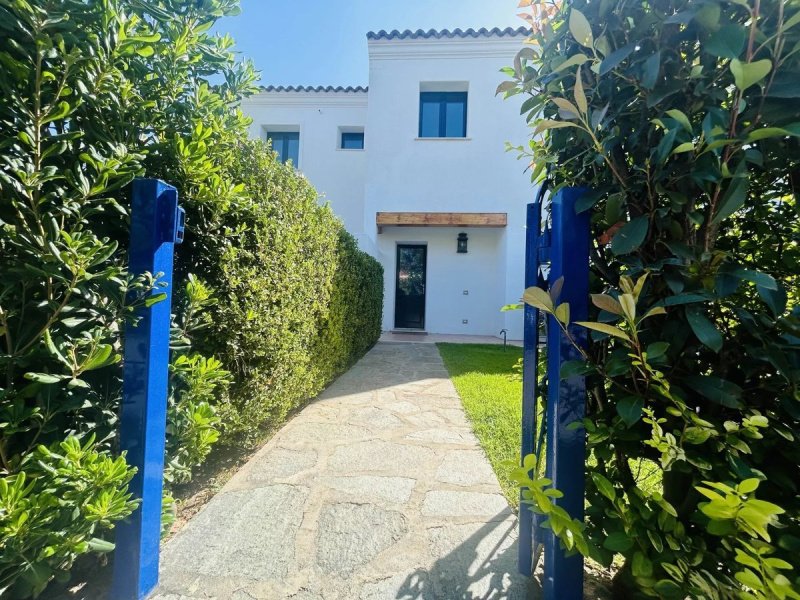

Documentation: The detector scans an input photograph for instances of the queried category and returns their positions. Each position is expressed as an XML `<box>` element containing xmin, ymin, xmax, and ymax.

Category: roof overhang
<box><xmin>376</xmin><ymin>212</ymin><xmax>507</xmax><ymax>233</ymax></box>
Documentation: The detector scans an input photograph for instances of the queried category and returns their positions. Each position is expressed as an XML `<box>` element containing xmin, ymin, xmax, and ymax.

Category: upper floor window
<box><xmin>341</xmin><ymin>131</ymin><xmax>365</xmax><ymax>150</ymax></box>
<box><xmin>419</xmin><ymin>91</ymin><xmax>468</xmax><ymax>138</ymax></box>
<box><xmin>266</xmin><ymin>131</ymin><xmax>300</xmax><ymax>165</ymax></box>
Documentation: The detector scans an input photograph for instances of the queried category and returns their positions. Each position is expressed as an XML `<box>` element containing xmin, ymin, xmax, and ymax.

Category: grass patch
<box><xmin>437</xmin><ymin>342</ymin><xmax>662</xmax><ymax>511</ymax></box>
<box><xmin>437</xmin><ymin>343</ymin><xmax>523</xmax><ymax>507</ymax></box>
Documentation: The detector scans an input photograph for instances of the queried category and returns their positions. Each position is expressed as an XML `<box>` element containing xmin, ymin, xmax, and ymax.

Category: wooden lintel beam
<box><xmin>376</xmin><ymin>212</ymin><xmax>507</xmax><ymax>230</ymax></box>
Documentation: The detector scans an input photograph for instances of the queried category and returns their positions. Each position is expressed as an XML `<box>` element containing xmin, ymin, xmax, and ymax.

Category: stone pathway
<box><xmin>153</xmin><ymin>342</ymin><xmax>532</xmax><ymax>600</ymax></box>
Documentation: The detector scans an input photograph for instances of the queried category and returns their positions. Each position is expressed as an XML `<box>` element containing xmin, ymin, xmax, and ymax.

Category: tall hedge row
<box><xmin>199</xmin><ymin>139</ymin><xmax>384</xmax><ymax>441</ymax></box>
<box><xmin>0</xmin><ymin>0</ymin><xmax>382</xmax><ymax>597</ymax></box>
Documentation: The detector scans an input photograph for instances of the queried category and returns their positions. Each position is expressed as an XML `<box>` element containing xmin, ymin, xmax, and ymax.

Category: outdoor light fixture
<box><xmin>457</xmin><ymin>232</ymin><xmax>468</xmax><ymax>253</ymax></box>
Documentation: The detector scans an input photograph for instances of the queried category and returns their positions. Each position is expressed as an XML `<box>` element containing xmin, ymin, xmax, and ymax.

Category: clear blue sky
<box><xmin>213</xmin><ymin>0</ymin><xmax>522</xmax><ymax>87</ymax></box>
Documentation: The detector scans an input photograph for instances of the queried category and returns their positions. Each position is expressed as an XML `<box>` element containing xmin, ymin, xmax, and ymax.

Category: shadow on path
<box><xmin>395</xmin><ymin>514</ymin><xmax>537</xmax><ymax>600</ymax></box>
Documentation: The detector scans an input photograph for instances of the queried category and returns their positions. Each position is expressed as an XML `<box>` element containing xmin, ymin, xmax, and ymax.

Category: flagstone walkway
<box><xmin>152</xmin><ymin>342</ymin><xmax>532</xmax><ymax>600</ymax></box>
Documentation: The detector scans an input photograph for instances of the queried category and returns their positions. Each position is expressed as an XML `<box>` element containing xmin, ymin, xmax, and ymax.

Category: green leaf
<box><xmin>42</xmin><ymin>101</ymin><xmax>72</xmax><ymax>125</ymax></box>
<box><xmin>686</xmin><ymin>307</ymin><xmax>723</xmax><ymax>352</ymax></box>
<box><xmin>730</xmin><ymin>58</ymin><xmax>772</xmax><ymax>91</ymax></box>
<box><xmin>496</xmin><ymin>81</ymin><xmax>518</xmax><ymax>96</ymax></box>
<box><xmin>87</xmin><ymin>538</ymin><xmax>115</xmax><ymax>553</ymax></box>
<box><xmin>683</xmin><ymin>426</ymin><xmax>712</xmax><ymax>444</ymax></box>
<box><xmin>671</xmin><ymin>142</ymin><xmax>694</xmax><ymax>154</ymax></box>
<box><xmin>705</xmin><ymin>24</ymin><xmax>747</xmax><ymax>59</ymax></box>
<box><xmin>683</xmin><ymin>375</ymin><xmax>743</xmax><ymax>408</ymax></box>
<box><xmin>611</xmin><ymin>217</ymin><xmax>649</xmax><ymax>255</ymax></box>
<box><xmin>144</xmin><ymin>292</ymin><xmax>167</xmax><ymax>307</ymax></box>
<box><xmin>575</xmin><ymin>190</ymin><xmax>603</xmax><ymax>213</ymax></box>
<box><xmin>591</xmin><ymin>472</ymin><xmax>616</xmax><ymax>501</ymax></box>
<box><xmin>569</xmin><ymin>9</ymin><xmax>594</xmax><ymax>48</ymax></box>
<box><xmin>553</xmin><ymin>53</ymin><xmax>589</xmax><ymax>73</ymax></box>
<box><xmin>523</xmin><ymin>287</ymin><xmax>554</xmax><ymax>312</ymax></box>
<box><xmin>603</xmin><ymin>531</ymin><xmax>634</xmax><ymax>552</ymax></box>
<box><xmin>653</xmin><ymin>580</ymin><xmax>684</xmax><ymax>599</ymax></box>
<box><xmin>738</xmin><ymin>478</ymin><xmax>760</xmax><ymax>494</ymax></box>
<box><xmin>632</xmin><ymin>552</ymin><xmax>654</xmax><ymax>577</ymax></box>
<box><xmin>599</xmin><ymin>43</ymin><xmax>636</xmax><ymax>76</ymax></box>
<box><xmin>666</xmin><ymin>109</ymin><xmax>692</xmax><ymax>133</ymax></box>
<box><xmin>730</xmin><ymin>267</ymin><xmax>778</xmax><ymax>290</ymax></box>
<box><xmin>533</xmin><ymin>120</ymin><xmax>580</xmax><ymax>135</ymax></box>
<box><xmin>617</xmin><ymin>396</ymin><xmax>644</xmax><ymax>426</ymax></box>
<box><xmin>641</xmin><ymin>52</ymin><xmax>661</xmax><ymax>89</ymax></box>
<box><xmin>23</xmin><ymin>372</ymin><xmax>69</xmax><ymax>385</ymax></box>
<box><xmin>757</xmin><ymin>283</ymin><xmax>787</xmax><ymax>316</ymax></box>
<box><xmin>711</xmin><ymin>166</ymin><xmax>748</xmax><ymax>225</ymax></box>
<box><xmin>574</xmin><ymin>67</ymin><xmax>588</xmax><ymax>115</ymax></box>
<box><xmin>83</xmin><ymin>344</ymin><xmax>118</xmax><ymax>371</ymax></box>
<box><xmin>746</xmin><ymin>127</ymin><xmax>799</xmax><ymax>142</ymax></box>
<box><xmin>575</xmin><ymin>321</ymin><xmax>631</xmax><ymax>342</ymax></box>
<box><xmin>591</xmin><ymin>294</ymin><xmax>623</xmax><ymax>315</ymax></box>
<box><xmin>646</xmin><ymin>341</ymin><xmax>669</xmax><ymax>359</ymax></box>
<box><xmin>554</xmin><ymin>302</ymin><xmax>570</xmax><ymax>325</ymax></box>
<box><xmin>560</xmin><ymin>360</ymin><xmax>594</xmax><ymax>378</ymax></box>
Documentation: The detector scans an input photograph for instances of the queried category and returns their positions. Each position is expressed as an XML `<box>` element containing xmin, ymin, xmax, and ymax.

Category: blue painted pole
<box><xmin>542</xmin><ymin>187</ymin><xmax>590</xmax><ymax>600</ymax></box>
<box><xmin>519</xmin><ymin>201</ymin><xmax>542</xmax><ymax>576</ymax></box>
<box><xmin>112</xmin><ymin>179</ymin><xmax>184</xmax><ymax>600</ymax></box>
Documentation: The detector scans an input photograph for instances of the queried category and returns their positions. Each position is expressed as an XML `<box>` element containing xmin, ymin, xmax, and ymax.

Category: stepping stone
<box><xmin>315</xmin><ymin>502</ymin><xmax>408</xmax><ymax>575</ymax></box>
<box><xmin>328</xmin><ymin>440</ymin><xmax>437</xmax><ymax>476</ymax></box>
<box><xmin>435</xmin><ymin>449</ymin><xmax>499</xmax><ymax>486</ymax></box>
<box><xmin>421</xmin><ymin>490</ymin><xmax>510</xmax><ymax>518</ymax></box>
<box><xmin>246</xmin><ymin>447</ymin><xmax>317</xmax><ymax>482</ymax></box>
<box><xmin>404</xmin><ymin>428</ymin><xmax>476</xmax><ymax>445</ymax></box>
<box><xmin>323</xmin><ymin>475</ymin><xmax>416</xmax><ymax>504</ymax></box>
<box><xmin>161</xmin><ymin>485</ymin><xmax>307</xmax><ymax>581</ymax></box>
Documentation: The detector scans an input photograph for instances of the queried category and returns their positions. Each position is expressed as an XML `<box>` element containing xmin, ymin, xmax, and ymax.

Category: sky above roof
<box><xmin>213</xmin><ymin>0</ymin><xmax>523</xmax><ymax>87</ymax></box>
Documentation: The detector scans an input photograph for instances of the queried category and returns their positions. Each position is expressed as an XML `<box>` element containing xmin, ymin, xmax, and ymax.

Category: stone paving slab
<box><xmin>152</xmin><ymin>342</ymin><xmax>532</xmax><ymax>600</ymax></box>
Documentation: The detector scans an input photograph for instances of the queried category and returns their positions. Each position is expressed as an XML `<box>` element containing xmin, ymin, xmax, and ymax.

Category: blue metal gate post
<box><xmin>543</xmin><ymin>188</ymin><xmax>590</xmax><ymax>599</ymax></box>
<box><xmin>519</xmin><ymin>201</ymin><xmax>542</xmax><ymax>576</ymax></box>
<box><xmin>112</xmin><ymin>179</ymin><xmax>184</xmax><ymax>600</ymax></box>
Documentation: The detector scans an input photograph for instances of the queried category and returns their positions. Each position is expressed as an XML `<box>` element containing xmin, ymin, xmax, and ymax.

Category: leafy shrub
<box><xmin>198</xmin><ymin>140</ymin><xmax>383</xmax><ymax>441</ymax></box>
<box><xmin>0</xmin><ymin>437</ymin><xmax>137</xmax><ymax>598</ymax></box>
<box><xmin>312</xmin><ymin>231</ymin><xmax>385</xmax><ymax>383</ymax></box>
<box><xmin>502</xmin><ymin>0</ymin><xmax>800</xmax><ymax>597</ymax></box>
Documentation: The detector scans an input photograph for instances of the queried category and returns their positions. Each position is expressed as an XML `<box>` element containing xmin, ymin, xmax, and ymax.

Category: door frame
<box><xmin>394</xmin><ymin>243</ymin><xmax>427</xmax><ymax>330</ymax></box>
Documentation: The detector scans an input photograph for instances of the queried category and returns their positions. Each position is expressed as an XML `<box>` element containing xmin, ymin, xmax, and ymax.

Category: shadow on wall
<box><xmin>394</xmin><ymin>515</ymin><xmax>537</xmax><ymax>600</ymax></box>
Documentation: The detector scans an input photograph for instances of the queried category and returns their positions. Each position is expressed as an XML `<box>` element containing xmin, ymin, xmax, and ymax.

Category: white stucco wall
<box><xmin>243</xmin><ymin>91</ymin><xmax>368</xmax><ymax>233</ymax></box>
<box><xmin>364</xmin><ymin>34</ymin><xmax>532</xmax><ymax>338</ymax></box>
<box><xmin>241</xmin><ymin>30</ymin><xmax>536</xmax><ymax>339</ymax></box>
<box><xmin>376</xmin><ymin>227</ymin><xmax>506</xmax><ymax>336</ymax></box>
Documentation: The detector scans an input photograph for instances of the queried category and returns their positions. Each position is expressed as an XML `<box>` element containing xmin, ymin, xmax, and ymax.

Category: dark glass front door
<box><xmin>394</xmin><ymin>245</ymin><xmax>427</xmax><ymax>329</ymax></box>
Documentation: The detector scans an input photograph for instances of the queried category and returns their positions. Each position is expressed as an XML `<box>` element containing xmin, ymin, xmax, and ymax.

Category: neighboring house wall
<box><xmin>242</xmin><ymin>28</ymin><xmax>535</xmax><ymax>339</ymax></box>
<box><xmin>244</xmin><ymin>87</ymin><xmax>368</xmax><ymax>234</ymax></box>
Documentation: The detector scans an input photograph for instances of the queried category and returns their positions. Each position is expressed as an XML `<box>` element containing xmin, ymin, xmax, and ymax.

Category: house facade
<box><xmin>242</xmin><ymin>27</ymin><xmax>534</xmax><ymax>340</ymax></box>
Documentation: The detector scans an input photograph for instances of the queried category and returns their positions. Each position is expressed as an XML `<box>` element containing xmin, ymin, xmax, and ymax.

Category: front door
<box><xmin>394</xmin><ymin>244</ymin><xmax>427</xmax><ymax>329</ymax></box>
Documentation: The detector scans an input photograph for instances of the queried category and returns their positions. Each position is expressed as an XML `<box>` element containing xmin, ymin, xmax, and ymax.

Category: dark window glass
<box><xmin>266</xmin><ymin>131</ymin><xmax>300</xmax><ymax>164</ymax></box>
<box><xmin>341</xmin><ymin>131</ymin><xmax>365</xmax><ymax>149</ymax></box>
<box><xmin>418</xmin><ymin>92</ymin><xmax>467</xmax><ymax>138</ymax></box>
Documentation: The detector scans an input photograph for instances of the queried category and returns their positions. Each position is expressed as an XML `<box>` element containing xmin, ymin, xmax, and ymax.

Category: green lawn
<box><xmin>437</xmin><ymin>343</ymin><xmax>523</xmax><ymax>507</ymax></box>
<box><xmin>437</xmin><ymin>343</ymin><xmax>662</xmax><ymax>511</ymax></box>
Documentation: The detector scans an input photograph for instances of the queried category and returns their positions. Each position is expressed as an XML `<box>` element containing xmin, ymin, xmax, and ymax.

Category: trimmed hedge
<box><xmin>198</xmin><ymin>139</ymin><xmax>384</xmax><ymax>441</ymax></box>
<box><xmin>313</xmin><ymin>230</ymin><xmax>385</xmax><ymax>383</ymax></box>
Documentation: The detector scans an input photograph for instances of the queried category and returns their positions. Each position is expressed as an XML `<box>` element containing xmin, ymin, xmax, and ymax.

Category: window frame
<box><xmin>340</xmin><ymin>131</ymin><xmax>365</xmax><ymax>150</ymax></box>
<box><xmin>266</xmin><ymin>130</ymin><xmax>300</xmax><ymax>165</ymax></box>
<box><xmin>418</xmin><ymin>91</ymin><xmax>468</xmax><ymax>138</ymax></box>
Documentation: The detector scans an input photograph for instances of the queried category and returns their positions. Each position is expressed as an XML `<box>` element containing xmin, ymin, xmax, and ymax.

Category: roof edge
<box><xmin>367</xmin><ymin>26</ymin><xmax>530</xmax><ymax>41</ymax></box>
<box><xmin>259</xmin><ymin>85</ymin><xmax>368</xmax><ymax>93</ymax></box>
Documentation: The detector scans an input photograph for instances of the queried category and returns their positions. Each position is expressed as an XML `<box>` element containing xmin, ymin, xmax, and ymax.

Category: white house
<box><xmin>242</xmin><ymin>27</ymin><xmax>535</xmax><ymax>340</ymax></box>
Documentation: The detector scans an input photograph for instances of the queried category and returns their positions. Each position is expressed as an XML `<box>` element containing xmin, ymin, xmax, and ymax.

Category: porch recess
<box><xmin>376</xmin><ymin>211</ymin><xmax>507</xmax><ymax>233</ymax></box>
